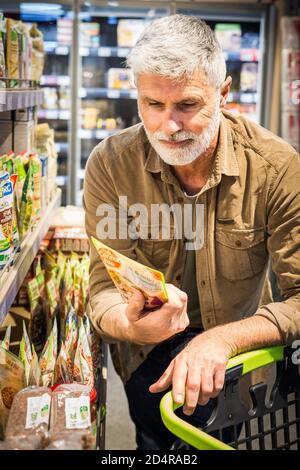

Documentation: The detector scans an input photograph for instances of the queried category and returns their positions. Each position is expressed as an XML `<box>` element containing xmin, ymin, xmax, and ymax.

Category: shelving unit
<box><xmin>0</xmin><ymin>188</ymin><xmax>62</xmax><ymax>323</ymax></box>
<box><xmin>0</xmin><ymin>89</ymin><xmax>44</xmax><ymax>112</ymax></box>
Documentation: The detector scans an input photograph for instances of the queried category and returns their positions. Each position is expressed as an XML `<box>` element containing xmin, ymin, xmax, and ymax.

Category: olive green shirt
<box><xmin>83</xmin><ymin>110</ymin><xmax>300</xmax><ymax>384</ymax></box>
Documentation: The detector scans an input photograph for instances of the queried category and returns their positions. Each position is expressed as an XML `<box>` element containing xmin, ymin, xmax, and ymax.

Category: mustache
<box><xmin>151</xmin><ymin>130</ymin><xmax>198</xmax><ymax>142</ymax></box>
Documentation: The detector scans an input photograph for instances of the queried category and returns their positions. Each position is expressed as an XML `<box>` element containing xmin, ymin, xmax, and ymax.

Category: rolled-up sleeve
<box><xmin>83</xmin><ymin>143</ymin><xmax>137</xmax><ymax>342</ymax></box>
<box><xmin>255</xmin><ymin>151</ymin><xmax>300</xmax><ymax>343</ymax></box>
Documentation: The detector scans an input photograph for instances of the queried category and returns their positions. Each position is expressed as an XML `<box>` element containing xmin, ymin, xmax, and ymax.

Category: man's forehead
<box><xmin>137</xmin><ymin>72</ymin><xmax>211</xmax><ymax>100</ymax></box>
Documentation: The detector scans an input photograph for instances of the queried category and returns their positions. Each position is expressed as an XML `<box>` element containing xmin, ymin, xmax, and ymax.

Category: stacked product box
<box><xmin>281</xmin><ymin>16</ymin><xmax>300</xmax><ymax>153</ymax></box>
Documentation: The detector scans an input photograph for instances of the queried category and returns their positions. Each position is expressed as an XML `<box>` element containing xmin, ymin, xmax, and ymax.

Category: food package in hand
<box><xmin>92</xmin><ymin>237</ymin><xmax>168</xmax><ymax>310</ymax></box>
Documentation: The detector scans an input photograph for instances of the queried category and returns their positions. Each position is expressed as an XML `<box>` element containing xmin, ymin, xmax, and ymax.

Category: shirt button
<box><xmin>201</xmin><ymin>280</ymin><xmax>206</xmax><ymax>287</ymax></box>
<box><xmin>235</xmin><ymin>240</ymin><xmax>242</xmax><ymax>247</ymax></box>
<box><xmin>148</xmin><ymin>233</ymin><xmax>152</xmax><ymax>239</ymax></box>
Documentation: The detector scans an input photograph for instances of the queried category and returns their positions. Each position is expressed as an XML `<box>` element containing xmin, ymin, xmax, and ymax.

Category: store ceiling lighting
<box><xmin>107</xmin><ymin>1</ymin><xmax>119</xmax><ymax>7</ymax></box>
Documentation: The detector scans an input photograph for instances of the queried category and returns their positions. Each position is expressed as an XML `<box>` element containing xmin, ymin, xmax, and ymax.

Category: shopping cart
<box><xmin>160</xmin><ymin>345</ymin><xmax>300</xmax><ymax>450</ymax></box>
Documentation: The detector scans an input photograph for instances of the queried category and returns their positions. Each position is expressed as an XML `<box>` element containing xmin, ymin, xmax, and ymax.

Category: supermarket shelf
<box><xmin>38</xmin><ymin>109</ymin><xmax>70</xmax><ymax>120</ymax></box>
<box><xmin>228</xmin><ymin>91</ymin><xmax>258</xmax><ymax>104</ymax></box>
<box><xmin>44</xmin><ymin>41</ymin><xmax>131</xmax><ymax>58</ymax></box>
<box><xmin>40</xmin><ymin>77</ymin><xmax>137</xmax><ymax>100</ymax></box>
<box><xmin>0</xmin><ymin>89</ymin><xmax>44</xmax><ymax>112</ymax></box>
<box><xmin>80</xmin><ymin>88</ymin><xmax>137</xmax><ymax>99</ymax></box>
<box><xmin>43</xmin><ymin>42</ymin><xmax>259</xmax><ymax>62</ymax></box>
<box><xmin>0</xmin><ymin>188</ymin><xmax>62</xmax><ymax>324</ymax></box>
<box><xmin>79</xmin><ymin>128</ymin><xmax>119</xmax><ymax>139</ymax></box>
<box><xmin>40</xmin><ymin>75</ymin><xmax>70</xmax><ymax>87</ymax></box>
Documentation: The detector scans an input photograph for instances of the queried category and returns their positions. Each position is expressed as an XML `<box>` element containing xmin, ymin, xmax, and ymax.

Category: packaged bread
<box><xmin>5</xmin><ymin>386</ymin><xmax>51</xmax><ymax>440</ymax></box>
<box><xmin>50</xmin><ymin>383</ymin><xmax>92</xmax><ymax>437</ymax></box>
<box><xmin>0</xmin><ymin>434</ymin><xmax>46</xmax><ymax>450</ymax></box>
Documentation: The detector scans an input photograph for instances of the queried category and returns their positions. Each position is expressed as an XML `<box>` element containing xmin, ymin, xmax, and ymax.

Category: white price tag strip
<box><xmin>107</xmin><ymin>89</ymin><xmax>120</xmax><ymax>99</ymax></box>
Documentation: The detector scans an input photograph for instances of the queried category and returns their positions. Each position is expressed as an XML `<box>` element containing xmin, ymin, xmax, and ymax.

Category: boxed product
<box><xmin>80</xmin><ymin>22</ymin><xmax>100</xmax><ymax>49</ymax></box>
<box><xmin>0</xmin><ymin>121</ymin><xmax>13</xmax><ymax>154</ymax></box>
<box><xmin>13</xmin><ymin>120</ymin><xmax>35</xmax><ymax>154</ymax></box>
<box><xmin>240</xmin><ymin>63</ymin><xmax>258</xmax><ymax>93</ymax></box>
<box><xmin>117</xmin><ymin>19</ymin><xmax>146</xmax><ymax>47</ymax></box>
<box><xmin>282</xmin><ymin>81</ymin><xmax>300</xmax><ymax>111</ymax></box>
<box><xmin>51</xmin><ymin>227</ymin><xmax>89</xmax><ymax>253</ymax></box>
<box><xmin>107</xmin><ymin>68</ymin><xmax>134</xmax><ymax>90</ymax></box>
<box><xmin>15</xmin><ymin>107</ymin><xmax>35</xmax><ymax>122</ymax></box>
<box><xmin>214</xmin><ymin>23</ymin><xmax>241</xmax><ymax>54</ymax></box>
<box><xmin>281</xmin><ymin>49</ymin><xmax>300</xmax><ymax>81</ymax></box>
<box><xmin>281</xmin><ymin>112</ymin><xmax>300</xmax><ymax>142</ymax></box>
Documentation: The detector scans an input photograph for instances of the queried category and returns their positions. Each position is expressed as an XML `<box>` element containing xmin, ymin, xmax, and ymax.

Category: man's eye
<box><xmin>148</xmin><ymin>102</ymin><xmax>162</xmax><ymax>107</ymax></box>
<box><xmin>180</xmin><ymin>103</ymin><xmax>196</xmax><ymax>107</ymax></box>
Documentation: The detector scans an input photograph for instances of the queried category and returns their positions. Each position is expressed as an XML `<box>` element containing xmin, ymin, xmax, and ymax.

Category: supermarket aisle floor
<box><xmin>106</xmin><ymin>350</ymin><xmax>136</xmax><ymax>450</ymax></box>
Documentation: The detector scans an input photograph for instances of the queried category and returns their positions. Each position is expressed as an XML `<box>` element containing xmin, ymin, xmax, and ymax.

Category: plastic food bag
<box><xmin>5</xmin><ymin>386</ymin><xmax>51</xmax><ymax>440</ymax></box>
<box><xmin>39</xmin><ymin>318</ymin><xmax>58</xmax><ymax>387</ymax></box>
<box><xmin>29</xmin><ymin>153</ymin><xmax>42</xmax><ymax>222</ymax></box>
<box><xmin>50</xmin><ymin>383</ymin><xmax>92</xmax><ymax>437</ymax></box>
<box><xmin>73</xmin><ymin>320</ymin><xmax>93</xmax><ymax>389</ymax></box>
<box><xmin>27</xmin><ymin>262</ymin><xmax>47</xmax><ymax>352</ymax></box>
<box><xmin>0</xmin><ymin>13</ymin><xmax>6</xmax><ymax>88</ymax></box>
<box><xmin>19</xmin><ymin>159</ymin><xmax>34</xmax><ymax>238</ymax></box>
<box><xmin>1</xmin><ymin>325</ymin><xmax>11</xmax><ymax>351</ymax></box>
<box><xmin>6</xmin><ymin>18</ymin><xmax>19</xmax><ymax>87</ymax></box>
<box><xmin>19</xmin><ymin>321</ymin><xmax>41</xmax><ymax>386</ymax></box>
<box><xmin>29</xmin><ymin>23</ymin><xmax>44</xmax><ymax>82</ymax></box>
<box><xmin>54</xmin><ymin>342</ymin><xmax>71</xmax><ymax>385</ymax></box>
<box><xmin>0</xmin><ymin>346</ymin><xmax>25</xmax><ymax>439</ymax></box>
<box><xmin>0</xmin><ymin>172</ymin><xmax>14</xmax><ymax>268</ymax></box>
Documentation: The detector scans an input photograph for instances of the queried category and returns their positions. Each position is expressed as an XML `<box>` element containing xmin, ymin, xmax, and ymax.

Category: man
<box><xmin>83</xmin><ymin>15</ymin><xmax>300</xmax><ymax>449</ymax></box>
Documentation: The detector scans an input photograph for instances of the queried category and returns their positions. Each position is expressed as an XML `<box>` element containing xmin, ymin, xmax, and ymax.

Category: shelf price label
<box><xmin>55</xmin><ymin>46</ymin><xmax>69</xmax><ymax>55</ymax></box>
<box><xmin>117</xmin><ymin>48</ymin><xmax>130</xmax><ymax>57</ymax></box>
<box><xmin>98</xmin><ymin>47</ymin><xmax>111</xmax><ymax>57</ymax></box>
<box><xmin>107</xmin><ymin>89</ymin><xmax>120</xmax><ymax>99</ymax></box>
<box><xmin>129</xmin><ymin>90</ymin><xmax>137</xmax><ymax>99</ymax></box>
<box><xmin>80</xmin><ymin>129</ymin><xmax>92</xmax><ymax>139</ymax></box>
<box><xmin>80</xmin><ymin>47</ymin><xmax>89</xmax><ymax>56</ymax></box>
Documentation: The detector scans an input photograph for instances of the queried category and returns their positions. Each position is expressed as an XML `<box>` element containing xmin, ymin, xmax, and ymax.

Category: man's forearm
<box><xmin>99</xmin><ymin>303</ymin><xmax>131</xmax><ymax>342</ymax></box>
<box><xmin>207</xmin><ymin>315</ymin><xmax>283</xmax><ymax>358</ymax></box>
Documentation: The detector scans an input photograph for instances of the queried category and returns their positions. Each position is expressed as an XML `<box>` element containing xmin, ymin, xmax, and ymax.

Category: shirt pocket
<box><xmin>136</xmin><ymin>224</ymin><xmax>175</xmax><ymax>270</ymax></box>
<box><xmin>215</xmin><ymin>227</ymin><xmax>267</xmax><ymax>282</ymax></box>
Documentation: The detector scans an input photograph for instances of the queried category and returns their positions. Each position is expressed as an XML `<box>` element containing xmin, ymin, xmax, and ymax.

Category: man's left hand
<box><xmin>149</xmin><ymin>331</ymin><xmax>234</xmax><ymax>415</ymax></box>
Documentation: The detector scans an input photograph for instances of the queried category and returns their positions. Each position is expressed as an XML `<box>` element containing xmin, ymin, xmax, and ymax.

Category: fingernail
<box><xmin>174</xmin><ymin>394</ymin><xmax>183</xmax><ymax>404</ymax></box>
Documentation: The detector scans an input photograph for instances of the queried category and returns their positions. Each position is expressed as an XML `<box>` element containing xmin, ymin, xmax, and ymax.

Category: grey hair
<box><xmin>126</xmin><ymin>14</ymin><xmax>226</xmax><ymax>89</ymax></box>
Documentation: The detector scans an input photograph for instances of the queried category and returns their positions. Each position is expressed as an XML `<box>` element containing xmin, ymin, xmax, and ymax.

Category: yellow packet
<box><xmin>92</xmin><ymin>237</ymin><xmax>168</xmax><ymax>310</ymax></box>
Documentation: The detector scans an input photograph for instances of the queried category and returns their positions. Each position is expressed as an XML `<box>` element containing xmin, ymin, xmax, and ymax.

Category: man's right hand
<box><xmin>125</xmin><ymin>284</ymin><xmax>189</xmax><ymax>345</ymax></box>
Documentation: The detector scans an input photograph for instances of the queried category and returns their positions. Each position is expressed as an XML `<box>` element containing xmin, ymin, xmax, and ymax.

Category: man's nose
<box><xmin>161</xmin><ymin>110</ymin><xmax>183</xmax><ymax>135</ymax></box>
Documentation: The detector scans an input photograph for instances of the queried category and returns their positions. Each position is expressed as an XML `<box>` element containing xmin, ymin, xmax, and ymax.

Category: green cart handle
<box><xmin>160</xmin><ymin>345</ymin><xmax>285</xmax><ymax>450</ymax></box>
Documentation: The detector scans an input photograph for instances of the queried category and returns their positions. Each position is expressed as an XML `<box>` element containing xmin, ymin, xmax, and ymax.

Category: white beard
<box><xmin>141</xmin><ymin>102</ymin><xmax>220</xmax><ymax>166</ymax></box>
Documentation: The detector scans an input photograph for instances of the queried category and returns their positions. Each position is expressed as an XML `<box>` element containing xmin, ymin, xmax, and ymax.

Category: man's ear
<box><xmin>220</xmin><ymin>76</ymin><xmax>232</xmax><ymax>108</ymax></box>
